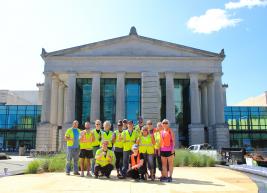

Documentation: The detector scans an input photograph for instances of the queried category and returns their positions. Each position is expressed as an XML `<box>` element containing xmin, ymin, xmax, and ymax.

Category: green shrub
<box><xmin>48</xmin><ymin>153</ymin><xmax>66</xmax><ymax>172</ymax></box>
<box><xmin>174</xmin><ymin>149</ymin><xmax>215</xmax><ymax>167</ymax></box>
<box><xmin>26</xmin><ymin>160</ymin><xmax>40</xmax><ymax>174</ymax></box>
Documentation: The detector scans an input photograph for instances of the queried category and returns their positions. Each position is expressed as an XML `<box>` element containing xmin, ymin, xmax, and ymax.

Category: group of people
<box><xmin>65</xmin><ymin>118</ymin><xmax>175</xmax><ymax>182</ymax></box>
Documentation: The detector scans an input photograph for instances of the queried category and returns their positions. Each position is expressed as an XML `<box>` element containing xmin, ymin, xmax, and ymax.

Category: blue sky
<box><xmin>0</xmin><ymin>0</ymin><xmax>266</xmax><ymax>105</ymax></box>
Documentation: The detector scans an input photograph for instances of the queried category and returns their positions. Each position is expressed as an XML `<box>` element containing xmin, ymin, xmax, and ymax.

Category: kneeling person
<box><xmin>127</xmin><ymin>144</ymin><xmax>146</xmax><ymax>181</ymax></box>
<box><xmin>94</xmin><ymin>141</ymin><xmax>115</xmax><ymax>178</ymax></box>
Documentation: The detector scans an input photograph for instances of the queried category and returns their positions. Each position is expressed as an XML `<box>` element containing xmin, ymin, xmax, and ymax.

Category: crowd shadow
<box><xmin>171</xmin><ymin>177</ymin><xmax>224</xmax><ymax>187</ymax></box>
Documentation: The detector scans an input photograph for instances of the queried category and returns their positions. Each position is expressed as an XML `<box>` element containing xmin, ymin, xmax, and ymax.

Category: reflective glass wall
<box><xmin>0</xmin><ymin>105</ymin><xmax>41</xmax><ymax>151</ymax></box>
<box><xmin>76</xmin><ymin>78</ymin><xmax>92</xmax><ymax>126</ymax></box>
<box><xmin>100</xmin><ymin>78</ymin><xmax>117</xmax><ymax>124</ymax></box>
<box><xmin>225</xmin><ymin>106</ymin><xmax>267</xmax><ymax>150</ymax></box>
<box><xmin>125</xmin><ymin>79</ymin><xmax>141</xmax><ymax>122</ymax></box>
<box><xmin>174</xmin><ymin>79</ymin><xmax>190</xmax><ymax>147</ymax></box>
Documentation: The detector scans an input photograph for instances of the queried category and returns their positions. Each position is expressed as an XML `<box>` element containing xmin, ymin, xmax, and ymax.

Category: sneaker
<box><xmin>160</xmin><ymin>177</ymin><xmax>168</xmax><ymax>182</ymax></box>
<box><xmin>66</xmin><ymin>172</ymin><xmax>70</xmax><ymax>176</ymax></box>
<box><xmin>74</xmin><ymin>172</ymin><xmax>80</xmax><ymax>175</ymax></box>
<box><xmin>167</xmin><ymin>177</ymin><xmax>172</xmax><ymax>182</ymax></box>
<box><xmin>90</xmin><ymin>171</ymin><xmax>95</xmax><ymax>177</ymax></box>
<box><xmin>80</xmin><ymin>172</ymin><xmax>84</xmax><ymax>177</ymax></box>
<box><xmin>118</xmin><ymin>175</ymin><xmax>126</xmax><ymax>179</ymax></box>
<box><xmin>87</xmin><ymin>172</ymin><xmax>92</xmax><ymax>177</ymax></box>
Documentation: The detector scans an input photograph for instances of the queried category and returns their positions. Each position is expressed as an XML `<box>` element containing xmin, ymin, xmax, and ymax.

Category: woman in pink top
<box><xmin>160</xmin><ymin>119</ymin><xmax>175</xmax><ymax>182</ymax></box>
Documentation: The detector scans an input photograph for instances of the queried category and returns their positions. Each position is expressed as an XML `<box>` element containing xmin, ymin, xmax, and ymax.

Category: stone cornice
<box><xmin>44</xmin><ymin>56</ymin><xmax>222</xmax><ymax>62</ymax></box>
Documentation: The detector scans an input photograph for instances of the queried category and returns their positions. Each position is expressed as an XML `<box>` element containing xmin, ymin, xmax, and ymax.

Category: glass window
<box><xmin>160</xmin><ymin>79</ymin><xmax>166</xmax><ymax>120</ymax></box>
<box><xmin>76</xmin><ymin>79</ymin><xmax>92</xmax><ymax>126</ymax></box>
<box><xmin>125</xmin><ymin>79</ymin><xmax>141</xmax><ymax>122</ymax></box>
<box><xmin>100</xmin><ymin>78</ymin><xmax>116</xmax><ymax>124</ymax></box>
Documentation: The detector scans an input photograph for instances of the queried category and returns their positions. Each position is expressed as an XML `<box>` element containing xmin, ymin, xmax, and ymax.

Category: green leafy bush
<box><xmin>25</xmin><ymin>160</ymin><xmax>40</xmax><ymax>174</ymax></box>
<box><xmin>174</xmin><ymin>149</ymin><xmax>215</xmax><ymax>167</ymax></box>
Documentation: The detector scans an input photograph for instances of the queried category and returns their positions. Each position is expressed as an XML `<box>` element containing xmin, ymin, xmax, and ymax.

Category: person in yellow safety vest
<box><xmin>112</xmin><ymin>120</ymin><xmax>124</xmax><ymax>177</ymax></box>
<box><xmin>127</xmin><ymin>144</ymin><xmax>146</xmax><ymax>181</ymax></box>
<box><xmin>94</xmin><ymin>140</ymin><xmax>115</xmax><ymax>178</ymax></box>
<box><xmin>101</xmin><ymin>121</ymin><xmax>113</xmax><ymax>150</ymax></box>
<box><xmin>65</xmin><ymin>120</ymin><xmax>81</xmax><ymax>175</ymax></box>
<box><xmin>79</xmin><ymin>121</ymin><xmax>95</xmax><ymax>177</ymax></box>
<box><xmin>153</xmin><ymin>122</ymin><xmax>163</xmax><ymax>178</ymax></box>
<box><xmin>90</xmin><ymin>120</ymin><xmax>102</xmax><ymax>175</ymax></box>
<box><xmin>134</xmin><ymin>117</ymin><xmax>144</xmax><ymax>136</ymax></box>
<box><xmin>119</xmin><ymin>120</ymin><xmax>138</xmax><ymax>179</ymax></box>
<box><xmin>137</xmin><ymin>125</ymin><xmax>156</xmax><ymax>181</ymax></box>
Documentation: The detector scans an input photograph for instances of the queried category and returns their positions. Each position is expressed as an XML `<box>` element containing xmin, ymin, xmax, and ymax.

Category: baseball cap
<box><xmin>117</xmin><ymin>120</ymin><xmax>123</xmax><ymax>126</ymax></box>
<box><xmin>123</xmin><ymin>119</ymin><xmax>128</xmax><ymax>123</ymax></box>
<box><xmin>132</xmin><ymin>144</ymin><xmax>138</xmax><ymax>150</ymax></box>
<box><xmin>127</xmin><ymin>120</ymin><xmax>134</xmax><ymax>124</ymax></box>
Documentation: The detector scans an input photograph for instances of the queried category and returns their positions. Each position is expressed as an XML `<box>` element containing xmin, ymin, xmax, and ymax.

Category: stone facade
<box><xmin>36</xmin><ymin>27</ymin><xmax>229</xmax><ymax>151</ymax></box>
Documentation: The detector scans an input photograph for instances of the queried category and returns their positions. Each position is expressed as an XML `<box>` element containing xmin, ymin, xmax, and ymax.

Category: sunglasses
<box><xmin>147</xmin><ymin>123</ymin><xmax>152</xmax><ymax>125</ymax></box>
<box><xmin>162</xmin><ymin>122</ymin><xmax>168</xmax><ymax>124</ymax></box>
<box><xmin>95</xmin><ymin>124</ymin><xmax>100</xmax><ymax>125</ymax></box>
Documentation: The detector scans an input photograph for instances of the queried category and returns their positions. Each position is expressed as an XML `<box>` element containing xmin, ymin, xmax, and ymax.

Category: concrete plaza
<box><xmin>0</xmin><ymin>167</ymin><xmax>258</xmax><ymax>193</ymax></box>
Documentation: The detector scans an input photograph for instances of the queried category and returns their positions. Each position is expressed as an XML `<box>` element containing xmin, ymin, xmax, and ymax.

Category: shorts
<box><xmin>79</xmin><ymin>149</ymin><xmax>93</xmax><ymax>159</ymax></box>
<box><xmin>160</xmin><ymin>151</ymin><xmax>174</xmax><ymax>157</ymax></box>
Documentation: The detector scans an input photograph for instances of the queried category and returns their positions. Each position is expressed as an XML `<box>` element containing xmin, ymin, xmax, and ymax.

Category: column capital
<box><xmin>212</xmin><ymin>72</ymin><xmax>223</xmax><ymax>80</ymax></box>
<box><xmin>165</xmin><ymin>71</ymin><xmax>175</xmax><ymax>77</ymax></box>
<box><xmin>116</xmin><ymin>71</ymin><xmax>126</xmax><ymax>77</ymax></box>
<box><xmin>91</xmin><ymin>71</ymin><xmax>101</xmax><ymax>77</ymax></box>
<box><xmin>189</xmin><ymin>72</ymin><xmax>199</xmax><ymax>80</ymax></box>
<box><xmin>43</xmin><ymin>71</ymin><xmax>53</xmax><ymax>76</ymax></box>
<box><xmin>58</xmin><ymin>81</ymin><xmax>66</xmax><ymax>88</ymax></box>
<box><xmin>200</xmin><ymin>81</ymin><xmax>208</xmax><ymax>88</ymax></box>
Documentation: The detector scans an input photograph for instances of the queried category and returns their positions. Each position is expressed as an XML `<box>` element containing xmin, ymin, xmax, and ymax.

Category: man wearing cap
<box><xmin>122</xmin><ymin>119</ymin><xmax>128</xmax><ymax>130</ymax></box>
<box><xmin>134</xmin><ymin>117</ymin><xmax>144</xmax><ymax>136</ymax></box>
<box><xmin>94</xmin><ymin>140</ymin><xmax>115</xmax><ymax>178</ymax></box>
<box><xmin>120</xmin><ymin>120</ymin><xmax>138</xmax><ymax>179</ymax></box>
<box><xmin>112</xmin><ymin>120</ymin><xmax>124</xmax><ymax>177</ymax></box>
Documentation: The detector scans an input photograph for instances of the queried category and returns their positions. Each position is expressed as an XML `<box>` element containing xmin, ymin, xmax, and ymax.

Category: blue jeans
<box><xmin>122</xmin><ymin>150</ymin><xmax>131</xmax><ymax>176</ymax></box>
<box><xmin>91</xmin><ymin>146</ymin><xmax>100</xmax><ymax>173</ymax></box>
<box><xmin>143</xmin><ymin>153</ymin><xmax>154</xmax><ymax>171</ymax></box>
<box><xmin>66</xmin><ymin>147</ymin><xmax>80</xmax><ymax>173</ymax></box>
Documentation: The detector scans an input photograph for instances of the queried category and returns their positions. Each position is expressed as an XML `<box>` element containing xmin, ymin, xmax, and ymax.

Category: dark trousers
<box><xmin>122</xmin><ymin>150</ymin><xmax>132</xmax><ymax>176</ymax></box>
<box><xmin>153</xmin><ymin>149</ymin><xmax>162</xmax><ymax>173</ymax></box>
<box><xmin>94</xmin><ymin>164</ymin><xmax>114</xmax><ymax>177</ymax></box>
<box><xmin>127</xmin><ymin>166</ymin><xmax>146</xmax><ymax>179</ymax></box>
<box><xmin>114</xmin><ymin>151</ymin><xmax>123</xmax><ymax>174</ymax></box>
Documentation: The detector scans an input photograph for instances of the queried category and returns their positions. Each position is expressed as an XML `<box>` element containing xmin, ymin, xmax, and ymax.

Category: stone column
<box><xmin>90</xmin><ymin>72</ymin><xmax>101</xmax><ymax>123</ymax></box>
<box><xmin>201</xmin><ymin>82</ymin><xmax>208</xmax><ymax>127</ymax></box>
<box><xmin>41</xmin><ymin>72</ymin><xmax>52</xmax><ymax>123</ymax></box>
<box><xmin>207</xmin><ymin>77</ymin><xmax>216</xmax><ymax>146</ymax></box>
<box><xmin>213</xmin><ymin>73</ymin><xmax>230</xmax><ymax>149</ymax></box>
<box><xmin>116</xmin><ymin>72</ymin><xmax>125</xmax><ymax>122</ymax></box>
<box><xmin>222</xmin><ymin>84</ymin><xmax>228</xmax><ymax>107</ymax></box>
<box><xmin>188</xmin><ymin>73</ymin><xmax>204</xmax><ymax>145</ymax></box>
<box><xmin>165</xmin><ymin>72</ymin><xmax>175</xmax><ymax>124</ymax></box>
<box><xmin>64</xmin><ymin>73</ymin><xmax>76</xmax><ymax>124</ymax></box>
<box><xmin>50</xmin><ymin>75</ymin><xmax>59</xmax><ymax>125</ymax></box>
<box><xmin>214</xmin><ymin>73</ymin><xmax>225</xmax><ymax>124</ymax></box>
<box><xmin>57</xmin><ymin>81</ymin><xmax>65</xmax><ymax>126</ymax></box>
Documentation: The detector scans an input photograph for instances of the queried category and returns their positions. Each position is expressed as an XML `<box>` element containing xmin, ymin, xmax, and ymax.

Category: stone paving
<box><xmin>0</xmin><ymin>167</ymin><xmax>258</xmax><ymax>193</ymax></box>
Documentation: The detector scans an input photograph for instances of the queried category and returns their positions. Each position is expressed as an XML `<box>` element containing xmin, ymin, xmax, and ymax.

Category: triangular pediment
<box><xmin>43</xmin><ymin>34</ymin><xmax>223</xmax><ymax>58</ymax></box>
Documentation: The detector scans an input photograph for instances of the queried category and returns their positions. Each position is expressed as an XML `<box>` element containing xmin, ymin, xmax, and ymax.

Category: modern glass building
<box><xmin>225</xmin><ymin>106</ymin><xmax>267</xmax><ymax>150</ymax></box>
<box><xmin>0</xmin><ymin>105</ymin><xmax>41</xmax><ymax>151</ymax></box>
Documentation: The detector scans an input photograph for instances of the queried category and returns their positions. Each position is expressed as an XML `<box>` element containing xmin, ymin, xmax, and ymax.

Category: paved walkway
<box><xmin>0</xmin><ymin>167</ymin><xmax>258</xmax><ymax>193</ymax></box>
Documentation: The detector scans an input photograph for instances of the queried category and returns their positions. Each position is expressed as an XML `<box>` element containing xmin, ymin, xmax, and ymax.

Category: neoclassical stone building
<box><xmin>36</xmin><ymin>27</ymin><xmax>229</xmax><ymax>151</ymax></box>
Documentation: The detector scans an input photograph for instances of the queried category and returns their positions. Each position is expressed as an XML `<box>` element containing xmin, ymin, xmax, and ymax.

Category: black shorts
<box><xmin>79</xmin><ymin>149</ymin><xmax>93</xmax><ymax>159</ymax></box>
<box><xmin>160</xmin><ymin>151</ymin><xmax>173</xmax><ymax>157</ymax></box>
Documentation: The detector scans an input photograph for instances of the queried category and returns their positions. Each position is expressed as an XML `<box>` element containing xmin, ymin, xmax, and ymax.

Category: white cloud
<box><xmin>187</xmin><ymin>9</ymin><xmax>241</xmax><ymax>34</ymax></box>
<box><xmin>225</xmin><ymin>0</ymin><xmax>267</xmax><ymax>10</ymax></box>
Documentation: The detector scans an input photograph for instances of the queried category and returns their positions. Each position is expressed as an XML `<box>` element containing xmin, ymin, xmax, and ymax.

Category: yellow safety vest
<box><xmin>123</xmin><ymin>130</ymin><xmax>137</xmax><ymax>151</ymax></box>
<box><xmin>134</xmin><ymin>125</ymin><xmax>142</xmax><ymax>136</ymax></box>
<box><xmin>65</xmin><ymin>128</ymin><xmax>80</xmax><ymax>147</ymax></box>
<box><xmin>101</xmin><ymin>130</ymin><xmax>113</xmax><ymax>148</ymax></box>
<box><xmin>139</xmin><ymin>135</ymin><xmax>154</xmax><ymax>154</ymax></box>
<box><xmin>154</xmin><ymin>131</ymin><xmax>161</xmax><ymax>149</ymax></box>
<box><xmin>114</xmin><ymin>130</ymin><xmax>124</xmax><ymax>148</ymax></box>
<box><xmin>91</xmin><ymin>129</ymin><xmax>101</xmax><ymax>147</ymax></box>
<box><xmin>79</xmin><ymin>130</ymin><xmax>93</xmax><ymax>150</ymax></box>
<box><xmin>95</xmin><ymin>149</ymin><xmax>115</xmax><ymax>167</ymax></box>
